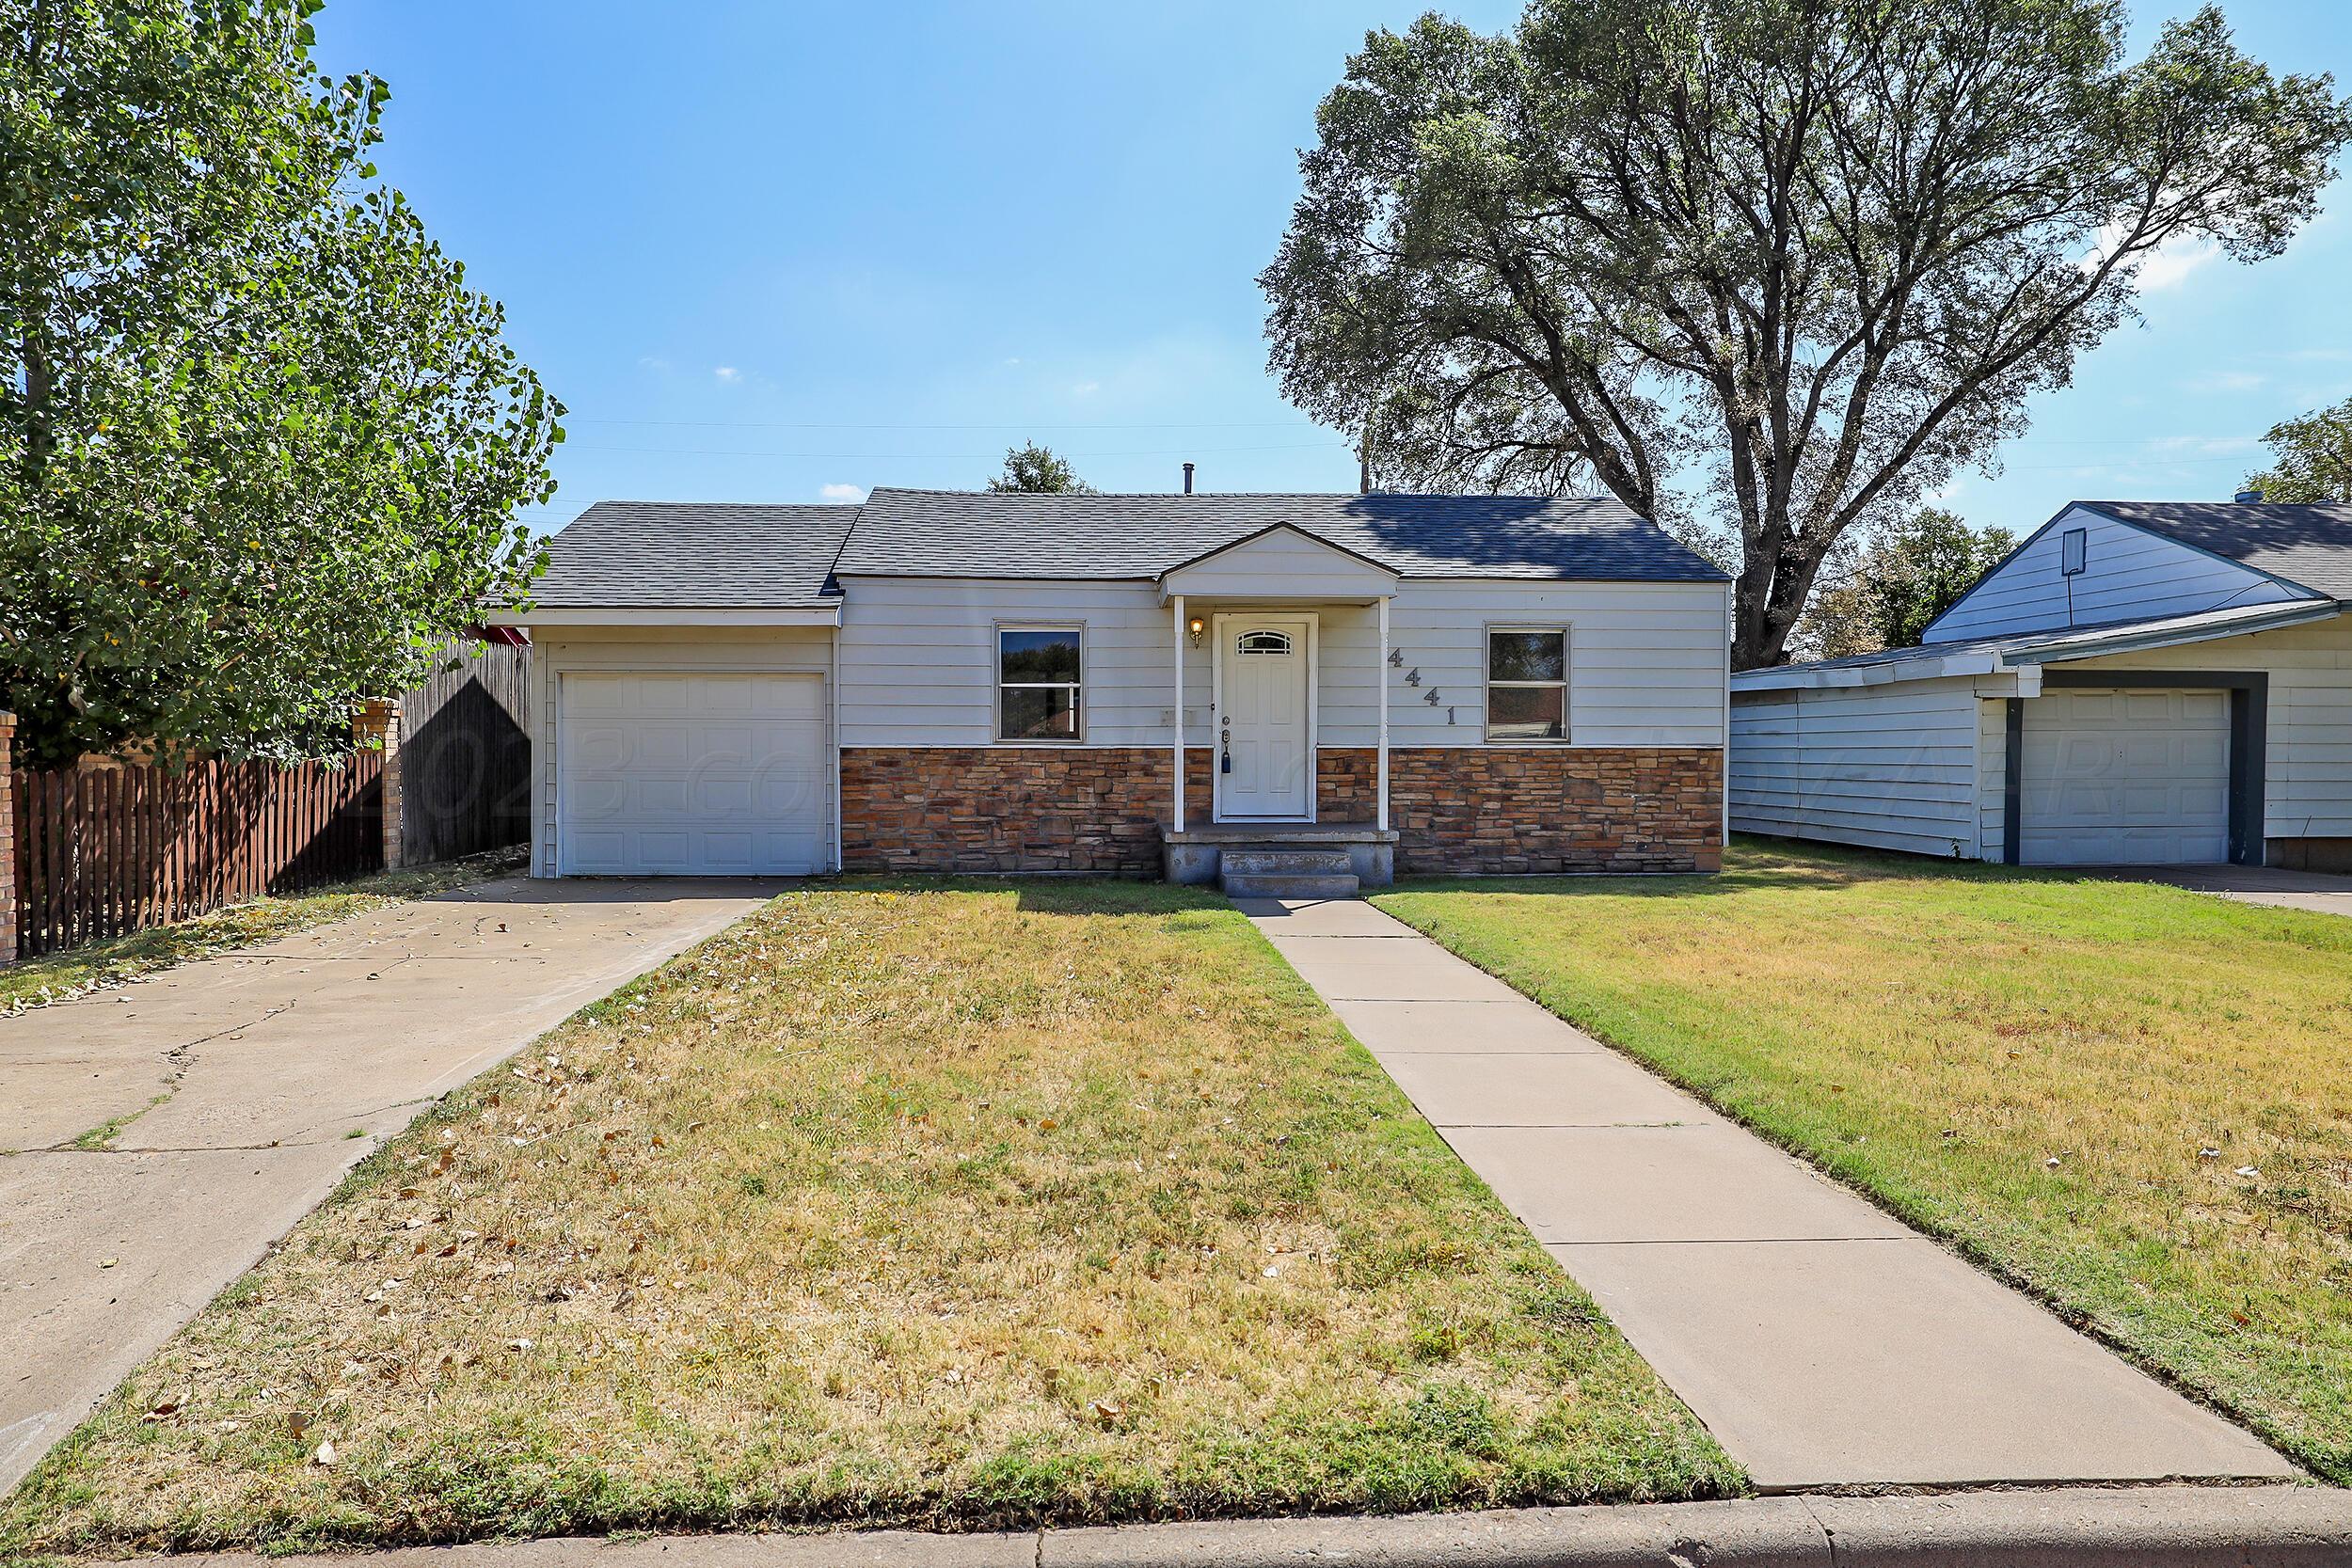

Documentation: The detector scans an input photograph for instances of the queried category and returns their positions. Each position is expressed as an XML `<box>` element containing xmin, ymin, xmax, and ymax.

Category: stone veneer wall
<box><xmin>1319</xmin><ymin>747</ymin><xmax>1722</xmax><ymax>873</ymax></box>
<box><xmin>841</xmin><ymin>748</ymin><xmax>1214</xmax><ymax>874</ymax></box>
<box><xmin>841</xmin><ymin>744</ymin><xmax>1722</xmax><ymax>876</ymax></box>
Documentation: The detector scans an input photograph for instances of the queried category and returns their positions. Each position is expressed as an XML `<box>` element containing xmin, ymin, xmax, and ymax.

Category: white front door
<box><xmin>1216</xmin><ymin>615</ymin><xmax>1313</xmax><ymax>820</ymax></box>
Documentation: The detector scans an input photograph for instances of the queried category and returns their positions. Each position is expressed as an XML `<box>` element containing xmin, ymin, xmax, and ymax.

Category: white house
<box><xmin>1729</xmin><ymin>499</ymin><xmax>2352</xmax><ymax>869</ymax></box>
<box><xmin>492</xmin><ymin>488</ymin><xmax>1733</xmax><ymax>895</ymax></box>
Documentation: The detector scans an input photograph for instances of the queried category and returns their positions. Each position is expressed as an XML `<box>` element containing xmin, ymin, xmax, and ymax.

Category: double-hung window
<box><xmin>997</xmin><ymin>626</ymin><xmax>1083</xmax><ymax>741</ymax></box>
<box><xmin>1486</xmin><ymin>627</ymin><xmax>1568</xmax><ymax>741</ymax></box>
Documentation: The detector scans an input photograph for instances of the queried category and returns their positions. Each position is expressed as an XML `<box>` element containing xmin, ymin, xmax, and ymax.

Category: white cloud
<box><xmin>819</xmin><ymin>483</ymin><xmax>867</xmax><ymax>502</ymax></box>
<box><xmin>2176</xmin><ymin>369</ymin><xmax>2266</xmax><ymax>395</ymax></box>
<box><xmin>713</xmin><ymin>365</ymin><xmax>741</xmax><ymax>383</ymax></box>
<box><xmin>2148</xmin><ymin>433</ymin><xmax>2259</xmax><ymax>455</ymax></box>
<box><xmin>2083</xmin><ymin>222</ymin><xmax>2219</xmax><ymax>293</ymax></box>
<box><xmin>637</xmin><ymin>355</ymin><xmax>671</xmax><ymax>372</ymax></box>
<box><xmin>1071</xmin><ymin>380</ymin><xmax>1101</xmax><ymax>397</ymax></box>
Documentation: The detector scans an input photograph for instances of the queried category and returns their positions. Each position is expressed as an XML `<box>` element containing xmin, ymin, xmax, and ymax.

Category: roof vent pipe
<box><xmin>1183</xmin><ymin>462</ymin><xmax>1195</xmax><ymax>495</ymax></box>
<box><xmin>2235</xmin><ymin>489</ymin><xmax>2265</xmax><ymax>503</ymax></box>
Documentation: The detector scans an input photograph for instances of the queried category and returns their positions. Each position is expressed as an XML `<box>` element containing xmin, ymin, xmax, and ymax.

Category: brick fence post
<box><xmin>0</xmin><ymin>710</ymin><xmax>16</xmax><ymax>965</ymax></box>
<box><xmin>353</xmin><ymin>699</ymin><xmax>404</xmax><ymax>871</ymax></box>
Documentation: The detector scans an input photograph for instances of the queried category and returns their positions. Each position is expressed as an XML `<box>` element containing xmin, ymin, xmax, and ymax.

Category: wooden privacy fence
<box><xmin>400</xmin><ymin>640</ymin><xmax>531</xmax><ymax>864</ymax></box>
<box><xmin>11</xmin><ymin>753</ymin><xmax>384</xmax><ymax>958</ymax></box>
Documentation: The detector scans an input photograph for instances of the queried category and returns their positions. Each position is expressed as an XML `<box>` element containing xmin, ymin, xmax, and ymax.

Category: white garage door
<box><xmin>2018</xmin><ymin>687</ymin><xmax>2228</xmax><ymax>865</ymax></box>
<box><xmin>558</xmin><ymin>673</ymin><xmax>830</xmax><ymax>875</ymax></box>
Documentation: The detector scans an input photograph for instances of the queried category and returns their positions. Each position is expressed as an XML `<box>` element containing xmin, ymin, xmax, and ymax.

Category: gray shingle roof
<box><xmin>835</xmin><ymin>488</ymin><xmax>1725</xmax><ymax>581</ymax></box>
<box><xmin>531</xmin><ymin>500</ymin><xmax>857</xmax><ymax>608</ymax></box>
<box><xmin>2082</xmin><ymin>499</ymin><xmax>2352</xmax><ymax>600</ymax></box>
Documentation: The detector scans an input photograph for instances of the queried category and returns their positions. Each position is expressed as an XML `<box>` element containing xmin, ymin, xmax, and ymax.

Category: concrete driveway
<box><xmin>0</xmin><ymin>876</ymin><xmax>778</xmax><ymax>1495</ymax></box>
<box><xmin>2081</xmin><ymin>863</ymin><xmax>2352</xmax><ymax>917</ymax></box>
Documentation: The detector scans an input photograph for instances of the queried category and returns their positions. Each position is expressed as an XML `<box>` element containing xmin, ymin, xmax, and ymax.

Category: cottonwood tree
<box><xmin>0</xmin><ymin>0</ymin><xmax>561</xmax><ymax>767</ymax></box>
<box><xmin>1797</xmin><ymin>508</ymin><xmax>2014</xmax><ymax>660</ymax></box>
<box><xmin>2244</xmin><ymin>395</ymin><xmax>2352</xmax><ymax>502</ymax></box>
<box><xmin>987</xmin><ymin>441</ymin><xmax>1097</xmax><ymax>494</ymax></box>
<box><xmin>1263</xmin><ymin>0</ymin><xmax>2350</xmax><ymax>667</ymax></box>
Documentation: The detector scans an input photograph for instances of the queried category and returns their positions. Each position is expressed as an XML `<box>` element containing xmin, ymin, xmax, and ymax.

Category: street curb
<box><xmin>160</xmin><ymin>1486</ymin><xmax>2352</xmax><ymax>1568</ymax></box>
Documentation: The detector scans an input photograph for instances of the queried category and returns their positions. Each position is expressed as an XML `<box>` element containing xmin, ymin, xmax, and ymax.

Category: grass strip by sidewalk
<box><xmin>3</xmin><ymin>880</ymin><xmax>1736</xmax><ymax>1557</ymax></box>
<box><xmin>1375</xmin><ymin>841</ymin><xmax>2352</xmax><ymax>1482</ymax></box>
<box><xmin>0</xmin><ymin>845</ymin><xmax>525</xmax><ymax>1015</ymax></box>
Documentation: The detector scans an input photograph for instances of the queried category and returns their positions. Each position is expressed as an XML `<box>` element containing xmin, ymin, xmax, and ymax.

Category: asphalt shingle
<box><xmin>529</xmin><ymin>501</ymin><xmax>857</xmax><ymax>609</ymax></box>
<box><xmin>836</xmin><ymin>488</ymin><xmax>1725</xmax><ymax>581</ymax></box>
<box><xmin>2082</xmin><ymin>499</ymin><xmax>2352</xmax><ymax>600</ymax></box>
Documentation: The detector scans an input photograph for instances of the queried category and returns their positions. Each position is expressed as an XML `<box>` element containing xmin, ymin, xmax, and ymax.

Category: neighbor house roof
<box><xmin>528</xmin><ymin>501</ymin><xmax>857</xmax><ymax>609</ymax></box>
<box><xmin>1731</xmin><ymin>599</ymin><xmax>2344</xmax><ymax>693</ymax></box>
<box><xmin>833</xmin><ymin>489</ymin><xmax>1726</xmax><ymax>582</ymax></box>
<box><xmin>2078</xmin><ymin>499</ymin><xmax>2352</xmax><ymax>600</ymax></box>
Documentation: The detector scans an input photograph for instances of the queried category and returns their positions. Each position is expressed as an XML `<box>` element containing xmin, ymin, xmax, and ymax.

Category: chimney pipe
<box><xmin>1183</xmin><ymin>461</ymin><xmax>1195</xmax><ymax>496</ymax></box>
<box><xmin>2234</xmin><ymin>488</ymin><xmax>2265</xmax><ymax>503</ymax></box>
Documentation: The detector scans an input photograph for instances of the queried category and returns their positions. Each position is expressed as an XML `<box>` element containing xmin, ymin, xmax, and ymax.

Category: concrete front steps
<box><xmin>1161</xmin><ymin>821</ymin><xmax>1397</xmax><ymax>895</ymax></box>
<box><xmin>1218</xmin><ymin>847</ymin><xmax>1358</xmax><ymax>900</ymax></box>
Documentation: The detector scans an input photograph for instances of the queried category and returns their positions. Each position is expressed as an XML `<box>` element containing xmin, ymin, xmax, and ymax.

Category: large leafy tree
<box><xmin>1797</xmin><ymin>508</ymin><xmax>2014</xmax><ymax>660</ymax></box>
<box><xmin>1</xmin><ymin>0</ymin><xmax>561</xmax><ymax>767</ymax></box>
<box><xmin>986</xmin><ymin>440</ymin><xmax>1096</xmax><ymax>494</ymax></box>
<box><xmin>2243</xmin><ymin>395</ymin><xmax>2352</xmax><ymax>503</ymax></box>
<box><xmin>1263</xmin><ymin>0</ymin><xmax>2350</xmax><ymax>667</ymax></box>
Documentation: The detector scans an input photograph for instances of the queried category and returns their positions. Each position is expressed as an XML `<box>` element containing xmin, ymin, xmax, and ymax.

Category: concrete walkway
<box><xmin>0</xmin><ymin>876</ymin><xmax>778</xmax><ymax>1495</ymax></box>
<box><xmin>1241</xmin><ymin>896</ymin><xmax>2296</xmax><ymax>1493</ymax></box>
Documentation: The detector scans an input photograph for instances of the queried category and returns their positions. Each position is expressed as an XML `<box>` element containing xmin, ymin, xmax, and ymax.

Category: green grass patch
<box><xmin>1375</xmin><ymin>839</ymin><xmax>2352</xmax><ymax>1481</ymax></box>
<box><xmin>3</xmin><ymin>879</ymin><xmax>1736</xmax><ymax>1557</ymax></box>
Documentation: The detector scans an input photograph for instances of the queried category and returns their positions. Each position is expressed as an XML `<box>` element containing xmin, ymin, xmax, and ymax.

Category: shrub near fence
<box><xmin>10</xmin><ymin>752</ymin><xmax>384</xmax><ymax>958</ymax></box>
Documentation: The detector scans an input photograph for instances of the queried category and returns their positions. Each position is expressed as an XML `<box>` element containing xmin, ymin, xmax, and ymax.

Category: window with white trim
<box><xmin>1486</xmin><ymin>627</ymin><xmax>1567</xmax><ymax>741</ymax></box>
<box><xmin>997</xmin><ymin>626</ymin><xmax>1083</xmax><ymax>740</ymax></box>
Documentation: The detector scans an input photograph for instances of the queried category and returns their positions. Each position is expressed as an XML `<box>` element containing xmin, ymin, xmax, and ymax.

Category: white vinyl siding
<box><xmin>1925</xmin><ymin>507</ymin><xmax>2307</xmax><ymax>643</ymax></box>
<box><xmin>835</xmin><ymin>576</ymin><xmax>1727</xmax><ymax>750</ymax></box>
<box><xmin>528</xmin><ymin>626</ymin><xmax>835</xmax><ymax>878</ymax></box>
<box><xmin>1159</xmin><ymin>528</ymin><xmax>1396</xmax><ymax>600</ymax></box>
<box><xmin>1729</xmin><ymin>677</ymin><xmax>1989</xmax><ymax>858</ymax></box>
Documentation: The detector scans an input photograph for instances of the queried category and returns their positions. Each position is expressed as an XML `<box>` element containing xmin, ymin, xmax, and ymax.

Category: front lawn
<box><xmin>4</xmin><ymin>881</ymin><xmax>1734</xmax><ymax>1557</ymax></box>
<box><xmin>1375</xmin><ymin>842</ymin><xmax>2352</xmax><ymax>1481</ymax></box>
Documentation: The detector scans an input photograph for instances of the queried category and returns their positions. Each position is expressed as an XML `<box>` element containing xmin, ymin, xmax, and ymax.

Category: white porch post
<box><xmin>1376</xmin><ymin>594</ymin><xmax>1391</xmax><ymax>832</ymax></box>
<box><xmin>1171</xmin><ymin>594</ymin><xmax>1186</xmax><ymax>832</ymax></box>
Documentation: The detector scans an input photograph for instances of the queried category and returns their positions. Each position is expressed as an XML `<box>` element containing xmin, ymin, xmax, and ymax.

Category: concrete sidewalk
<box><xmin>0</xmin><ymin>876</ymin><xmax>778</xmax><ymax>1495</ymax></box>
<box><xmin>1240</xmin><ymin>896</ymin><xmax>2296</xmax><ymax>1493</ymax></box>
<box><xmin>152</xmin><ymin>1486</ymin><xmax>2352</xmax><ymax>1567</ymax></box>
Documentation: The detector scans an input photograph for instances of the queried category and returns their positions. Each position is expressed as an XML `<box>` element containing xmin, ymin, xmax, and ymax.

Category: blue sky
<box><xmin>314</xmin><ymin>1</ymin><xmax>2352</xmax><ymax>540</ymax></box>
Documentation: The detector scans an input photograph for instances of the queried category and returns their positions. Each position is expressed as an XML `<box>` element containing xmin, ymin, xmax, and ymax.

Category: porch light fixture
<box><xmin>1186</xmin><ymin>614</ymin><xmax>1205</xmax><ymax>646</ymax></box>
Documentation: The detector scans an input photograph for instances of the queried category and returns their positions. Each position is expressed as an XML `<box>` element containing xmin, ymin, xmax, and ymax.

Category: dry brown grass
<box><xmin>1380</xmin><ymin>841</ymin><xmax>2352</xmax><ymax>1481</ymax></box>
<box><xmin>5</xmin><ymin>880</ymin><xmax>1734</xmax><ymax>1556</ymax></box>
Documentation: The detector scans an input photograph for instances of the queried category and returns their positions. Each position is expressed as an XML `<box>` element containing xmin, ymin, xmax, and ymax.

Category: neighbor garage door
<box><xmin>557</xmin><ymin>673</ymin><xmax>829</xmax><ymax>875</ymax></box>
<box><xmin>2017</xmin><ymin>687</ymin><xmax>2228</xmax><ymax>865</ymax></box>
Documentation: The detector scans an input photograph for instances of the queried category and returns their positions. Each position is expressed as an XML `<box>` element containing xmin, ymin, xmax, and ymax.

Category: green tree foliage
<box><xmin>986</xmin><ymin>441</ymin><xmax>1096</xmax><ymax>494</ymax></box>
<box><xmin>0</xmin><ymin>0</ymin><xmax>562</xmax><ymax>767</ymax></box>
<box><xmin>1263</xmin><ymin>0</ymin><xmax>2350</xmax><ymax>668</ymax></box>
<box><xmin>1798</xmin><ymin>509</ymin><xmax>2015</xmax><ymax>661</ymax></box>
<box><xmin>2243</xmin><ymin>395</ymin><xmax>2352</xmax><ymax>503</ymax></box>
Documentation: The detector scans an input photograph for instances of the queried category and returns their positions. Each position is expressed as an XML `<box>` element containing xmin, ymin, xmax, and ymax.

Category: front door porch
<box><xmin>1213</xmin><ymin>611</ymin><xmax>1315</xmax><ymax>823</ymax></box>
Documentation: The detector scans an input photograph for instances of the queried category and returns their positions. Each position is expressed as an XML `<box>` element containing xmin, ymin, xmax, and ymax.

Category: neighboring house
<box><xmin>492</xmin><ymin>489</ymin><xmax>1731</xmax><ymax>891</ymax></box>
<box><xmin>1730</xmin><ymin>499</ymin><xmax>2352</xmax><ymax>869</ymax></box>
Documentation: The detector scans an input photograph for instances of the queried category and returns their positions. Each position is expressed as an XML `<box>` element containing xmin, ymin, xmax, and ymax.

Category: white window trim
<box><xmin>1485</xmin><ymin>624</ymin><xmax>1571</xmax><ymax>744</ymax></box>
<box><xmin>994</xmin><ymin>621</ymin><xmax>1086</xmax><ymax>745</ymax></box>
